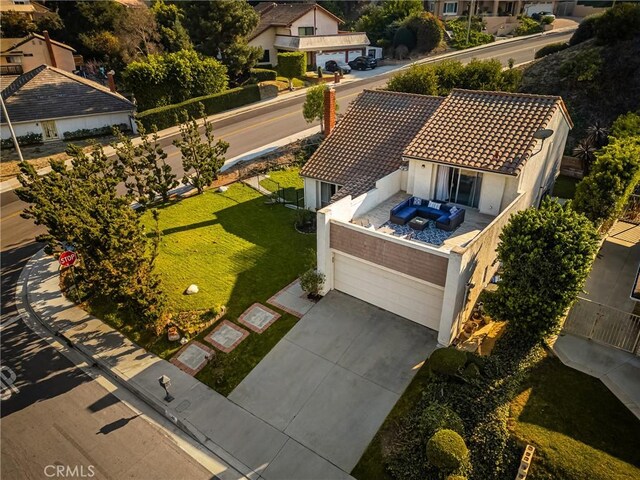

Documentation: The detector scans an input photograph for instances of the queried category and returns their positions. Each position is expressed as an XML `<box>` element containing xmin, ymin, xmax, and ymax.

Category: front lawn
<box><xmin>259</xmin><ymin>166</ymin><xmax>304</xmax><ymax>204</ymax></box>
<box><xmin>509</xmin><ymin>355</ymin><xmax>640</xmax><ymax>480</ymax></box>
<box><xmin>88</xmin><ymin>183</ymin><xmax>315</xmax><ymax>395</ymax></box>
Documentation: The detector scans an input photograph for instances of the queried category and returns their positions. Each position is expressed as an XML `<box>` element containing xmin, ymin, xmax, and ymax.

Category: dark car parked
<box><xmin>348</xmin><ymin>56</ymin><xmax>377</xmax><ymax>71</ymax></box>
<box><xmin>324</xmin><ymin>60</ymin><xmax>352</xmax><ymax>74</ymax></box>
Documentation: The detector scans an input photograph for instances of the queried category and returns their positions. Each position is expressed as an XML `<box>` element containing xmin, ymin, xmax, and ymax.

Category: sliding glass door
<box><xmin>440</xmin><ymin>166</ymin><xmax>482</xmax><ymax>208</ymax></box>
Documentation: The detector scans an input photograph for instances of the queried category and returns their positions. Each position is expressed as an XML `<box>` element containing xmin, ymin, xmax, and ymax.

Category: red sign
<box><xmin>59</xmin><ymin>251</ymin><xmax>77</xmax><ymax>268</ymax></box>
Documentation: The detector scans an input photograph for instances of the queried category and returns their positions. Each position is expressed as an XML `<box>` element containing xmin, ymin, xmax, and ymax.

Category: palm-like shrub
<box><xmin>573</xmin><ymin>139</ymin><xmax>597</xmax><ymax>174</ymax></box>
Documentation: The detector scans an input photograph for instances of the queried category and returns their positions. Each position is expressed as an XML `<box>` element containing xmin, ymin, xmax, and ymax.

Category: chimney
<box><xmin>42</xmin><ymin>31</ymin><xmax>57</xmax><ymax>68</ymax></box>
<box><xmin>323</xmin><ymin>87</ymin><xmax>336</xmax><ymax>136</ymax></box>
<box><xmin>107</xmin><ymin>70</ymin><xmax>116</xmax><ymax>93</ymax></box>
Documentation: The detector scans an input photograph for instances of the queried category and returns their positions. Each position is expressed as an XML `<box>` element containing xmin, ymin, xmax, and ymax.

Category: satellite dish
<box><xmin>533</xmin><ymin>128</ymin><xmax>554</xmax><ymax>140</ymax></box>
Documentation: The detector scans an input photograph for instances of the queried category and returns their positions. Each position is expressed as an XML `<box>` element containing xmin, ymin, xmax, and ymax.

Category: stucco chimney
<box><xmin>107</xmin><ymin>70</ymin><xmax>116</xmax><ymax>93</ymax></box>
<box><xmin>323</xmin><ymin>87</ymin><xmax>336</xmax><ymax>136</ymax></box>
<box><xmin>42</xmin><ymin>31</ymin><xmax>57</xmax><ymax>68</ymax></box>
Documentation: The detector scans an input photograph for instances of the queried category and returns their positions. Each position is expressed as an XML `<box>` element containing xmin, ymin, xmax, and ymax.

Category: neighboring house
<box><xmin>1</xmin><ymin>64</ymin><xmax>136</xmax><ymax>143</ymax></box>
<box><xmin>0</xmin><ymin>0</ymin><xmax>50</xmax><ymax>20</ymax></box>
<box><xmin>1</xmin><ymin>32</ymin><xmax>76</xmax><ymax>75</ymax></box>
<box><xmin>301</xmin><ymin>88</ymin><xmax>572</xmax><ymax>346</ymax></box>
<box><xmin>248</xmin><ymin>2</ymin><xmax>370</xmax><ymax>69</ymax></box>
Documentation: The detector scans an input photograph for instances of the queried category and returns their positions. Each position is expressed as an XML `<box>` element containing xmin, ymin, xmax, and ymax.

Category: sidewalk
<box><xmin>16</xmin><ymin>250</ymin><xmax>352</xmax><ymax>480</ymax></box>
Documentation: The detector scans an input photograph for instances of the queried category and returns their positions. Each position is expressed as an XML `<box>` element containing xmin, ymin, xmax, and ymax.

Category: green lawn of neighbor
<box><xmin>553</xmin><ymin>175</ymin><xmax>579</xmax><ymax>199</ymax></box>
<box><xmin>259</xmin><ymin>166</ymin><xmax>304</xmax><ymax>203</ymax></box>
<box><xmin>92</xmin><ymin>182</ymin><xmax>315</xmax><ymax>395</ymax></box>
<box><xmin>509</xmin><ymin>355</ymin><xmax>640</xmax><ymax>480</ymax></box>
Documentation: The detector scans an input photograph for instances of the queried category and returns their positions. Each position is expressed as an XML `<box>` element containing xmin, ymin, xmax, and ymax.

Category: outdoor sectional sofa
<box><xmin>390</xmin><ymin>197</ymin><xmax>465</xmax><ymax>231</ymax></box>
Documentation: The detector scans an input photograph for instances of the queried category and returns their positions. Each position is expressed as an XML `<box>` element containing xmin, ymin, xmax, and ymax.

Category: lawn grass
<box><xmin>259</xmin><ymin>166</ymin><xmax>304</xmax><ymax>203</ymax></box>
<box><xmin>86</xmin><ymin>183</ymin><xmax>315</xmax><ymax>394</ymax></box>
<box><xmin>553</xmin><ymin>174</ymin><xmax>579</xmax><ymax>199</ymax></box>
<box><xmin>509</xmin><ymin>354</ymin><xmax>640</xmax><ymax>480</ymax></box>
<box><xmin>351</xmin><ymin>359</ymin><xmax>431</xmax><ymax>480</ymax></box>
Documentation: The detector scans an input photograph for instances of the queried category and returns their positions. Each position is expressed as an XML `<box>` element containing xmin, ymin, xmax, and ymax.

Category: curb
<box><xmin>15</xmin><ymin>250</ymin><xmax>255</xmax><ymax>480</ymax></box>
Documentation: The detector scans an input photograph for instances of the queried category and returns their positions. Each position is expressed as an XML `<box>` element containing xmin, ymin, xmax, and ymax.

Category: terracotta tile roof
<box><xmin>250</xmin><ymin>2</ymin><xmax>343</xmax><ymax>40</ymax></box>
<box><xmin>300</xmin><ymin>90</ymin><xmax>444</xmax><ymax>198</ymax></box>
<box><xmin>404</xmin><ymin>89</ymin><xmax>572</xmax><ymax>176</ymax></box>
<box><xmin>1</xmin><ymin>65</ymin><xmax>134</xmax><ymax>124</ymax></box>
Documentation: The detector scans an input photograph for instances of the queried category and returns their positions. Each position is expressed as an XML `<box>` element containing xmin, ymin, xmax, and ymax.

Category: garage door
<box><xmin>524</xmin><ymin>2</ymin><xmax>553</xmax><ymax>15</ymax></box>
<box><xmin>347</xmin><ymin>50</ymin><xmax>363</xmax><ymax>62</ymax></box>
<box><xmin>316</xmin><ymin>51</ymin><xmax>345</xmax><ymax>69</ymax></box>
<box><xmin>333</xmin><ymin>252</ymin><xmax>444</xmax><ymax>331</ymax></box>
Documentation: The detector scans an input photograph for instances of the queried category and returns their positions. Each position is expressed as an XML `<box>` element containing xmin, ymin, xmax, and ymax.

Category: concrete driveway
<box><xmin>229</xmin><ymin>291</ymin><xmax>438</xmax><ymax>474</ymax></box>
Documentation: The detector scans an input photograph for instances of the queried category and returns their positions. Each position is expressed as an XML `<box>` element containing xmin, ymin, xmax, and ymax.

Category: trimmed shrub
<box><xmin>299</xmin><ymin>268</ymin><xmax>325</xmax><ymax>296</ymax></box>
<box><xmin>514</xmin><ymin>16</ymin><xmax>543</xmax><ymax>36</ymax></box>
<box><xmin>250</xmin><ymin>68</ymin><xmax>277</xmax><ymax>82</ymax></box>
<box><xmin>419</xmin><ymin>403</ymin><xmax>465</xmax><ymax>438</ymax></box>
<box><xmin>404</xmin><ymin>12</ymin><xmax>444</xmax><ymax>53</ymax></box>
<box><xmin>462</xmin><ymin>362</ymin><xmax>481</xmax><ymax>379</ymax></box>
<box><xmin>393</xmin><ymin>25</ymin><xmax>417</xmax><ymax>50</ymax></box>
<box><xmin>535</xmin><ymin>42</ymin><xmax>569</xmax><ymax>59</ymax></box>
<box><xmin>1</xmin><ymin>132</ymin><xmax>43</xmax><ymax>149</ymax></box>
<box><xmin>277</xmin><ymin>52</ymin><xmax>306</xmax><ymax>86</ymax></box>
<box><xmin>569</xmin><ymin>13</ymin><xmax>601</xmax><ymax>46</ymax></box>
<box><xmin>63</xmin><ymin>123</ymin><xmax>130</xmax><ymax>141</ymax></box>
<box><xmin>136</xmin><ymin>85</ymin><xmax>260</xmax><ymax>131</ymax></box>
<box><xmin>426</xmin><ymin>429</ymin><xmax>469</xmax><ymax>473</ymax></box>
<box><xmin>429</xmin><ymin>347</ymin><xmax>467</xmax><ymax>376</ymax></box>
<box><xmin>387</xmin><ymin>63</ymin><xmax>438</xmax><ymax>95</ymax></box>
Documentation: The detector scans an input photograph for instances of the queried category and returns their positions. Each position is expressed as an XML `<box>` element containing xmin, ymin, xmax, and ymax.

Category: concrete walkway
<box><xmin>554</xmin><ymin>334</ymin><xmax>640</xmax><ymax>420</ymax></box>
<box><xmin>16</xmin><ymin>250</ymin><xmax>354</xmax><ymax>480</ymax></box>
<box><xmin>230</xmin><ymin>292</ymin><xmax>438</xmax><ymax>472</ymax></box>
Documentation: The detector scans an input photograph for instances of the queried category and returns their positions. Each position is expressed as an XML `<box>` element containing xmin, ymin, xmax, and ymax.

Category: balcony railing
<box><xmin>274</xmin><ymin>32</ymin><xmax>370</xmax><ymax>51</ymax></box>
<box><xmin>0</xmin><ymin>64</ymin><xmax>23</xmax><ymax>75</ymax></box>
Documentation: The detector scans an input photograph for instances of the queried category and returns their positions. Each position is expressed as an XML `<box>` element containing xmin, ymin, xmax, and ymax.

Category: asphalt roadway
<box><xmin>0</xmin><ymin>30</ymin><xmax>573</xmax><ymax>480</ymax></box>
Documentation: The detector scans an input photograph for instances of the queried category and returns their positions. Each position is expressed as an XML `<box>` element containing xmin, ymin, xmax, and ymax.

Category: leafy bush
<box><xmin>63</xmin><ymin>124</ymin><xmax>130</xmax><ymax>141</ymax></box>
<box><xmin>445</xmin><ymin>17</ymin><xmax>493</xmax><ymax>49</ymax></box>
<box><xmin>1</xmin><ymin>132</ymin><xmax>43</xmax><ymax>149</ymax></box>
<box><xmin>514</xmin><ymin>16</ymin><xmax>543</xmax><ymax>36</ymax></box>
<box><xmin>569</xmin><ymin>13</ymin><xmax>602</xmax><ymax>46</ymax></box>
<box><xmin>123</xmin><ymin>49</ymin><xmax>228</xmax><ymax>111</ymax></box>
<box><xmin>535</xmin><ymin>42</ymin><xmax>569</xmax><ymax>59</ymax></box>
<box><xmin>459</xmin><ymin>58</ymin><xmax>504</xmax><ymax>91</ymax></box>
<box><xmin>250</xmin><ymin>68</ymin><xmax>277</xmax><ymax>82</ymax></box>
<box><xmin>433</xmin><ymin>59</ymin><xmax>465</xmax><ymax>93</ymax></box>
<box><xmin>594</xmin><ymin>3</ymin><xmax>640</xmax><ymax>45</ymax></box>
<box><xmin>573</xmin><ymin>135</ymin><xmax>640</xmax><ymax>225</ymax></box>
<box><xmin>558</xmin><ymin>48</ymin><xmax>602</xmax><ymax>84</ymax></box>
<box><xmin>387</xmin><ymin>63</ymin><xmax>439</xmax><ymax>95</ymax></box>
<box><xmin>393</xmin><ymin>25</ymin><xmax>417</xmax><ymax>50</ymax></box>
<box><xmin>611</xmin><ymin>112</ymin><xmax>640</xmax><ymax>139</ymax></box>
<box><xmin>136</xmin><ymin>85</ymin><xmax>260</xmax><ymax>131</ymax></box>
<box><xmin>447</xmin><ymin>476</ymin><xmax>467</xmax><ymax>480</ymax></box>
<box><xmin>426</xmin><ymin>429</ymin><xmax>469</xmax><ymax>473</ymax></box>
<box><xmin>541</xmin><ymin>15</ymin><xmax>555</xmax><ymax>25</ymax></box>
<box><xmin>299</xmin><ymin>268</ymin><xmax>325</xmax><ymax>297</ymax></box>
<box><xmin>277</xmin><ymin>52</ymin><xmax>306</xmax><ymax>88</ymax></box>
<box><xmin>419</xmin><ymin>403</ymin><xmax>465</xmax><ymax>438</ymax></box>
<box><xmin>429</xmin><ymin>347</ymin><xmax>467</xmax><ymax>376</ymax></box>
<box><xmin>404</xmin><ymin>12</ymin><xmax>444</xmax><ymax>53</ymax></box>
<box><xmin>462</xmin><ymin>363</ymin><xmax>481</xmax><ymax>379</ymax></box>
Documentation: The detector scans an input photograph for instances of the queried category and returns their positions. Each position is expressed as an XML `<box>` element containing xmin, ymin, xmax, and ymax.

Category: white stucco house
<box><xmin>1</xmin><ymin>64</ymin><xmax>136</xmax><ymax>143</ymax></box>
<box><xmin>300</xmin><ymin>88</ymin><xmax>572</xmax><ymax>346</ymax></box>
<box><xmin>249</xmin><ymin>2</ymin><xmax>370</xmax><ymax>69</ymax></box>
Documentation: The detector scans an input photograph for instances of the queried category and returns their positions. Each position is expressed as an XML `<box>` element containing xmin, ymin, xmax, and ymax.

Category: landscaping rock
<box><xmin>218</xmin><ymin>186</ymin><xmax>228</xmax><ymax>192</ymax></box>
<box><xmin>185</xmin><ymin>284</ymin><xmax>199</xmax><ymax>295</ymax></box>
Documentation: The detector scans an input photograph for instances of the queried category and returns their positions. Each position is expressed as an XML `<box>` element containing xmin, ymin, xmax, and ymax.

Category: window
<box><xmin>7</xmin><ymin>56</ymin><xmax>22</xmax><ymax>64</ymax></box>
<box><xmin>298</xmin><ymin>26</ymin><xmax>315</xmax><ymax>36</ymax></box>
<box><xmin>320</xmin><ymin>182</ymin><xmax>340</xmax><ymax>207</ymax></box>
<box><xmin>437</xmin><ymin>166</ymin><xmax>482</xmax><ymax>207</ymax></box>
<box><xmin>260</xmin><ymin>49</ymin><xmax>270</xmax><ymax>63</ymax></box>
<box><xmin>443</xmin><ymin>2</ymin><xmax>458</xmax><ymax>14</ymax></box>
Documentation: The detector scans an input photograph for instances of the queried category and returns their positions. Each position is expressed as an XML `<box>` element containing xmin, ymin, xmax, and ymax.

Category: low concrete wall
<box><xmin>572</xmin><ymin>5</ymin><xmax>607</xmax><ymax>18</ymax></box>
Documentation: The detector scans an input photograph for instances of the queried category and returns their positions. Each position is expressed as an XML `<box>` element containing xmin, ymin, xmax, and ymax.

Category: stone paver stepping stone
<box><xmin>205</xmin><ymin>320</ymin><xmax>249</xmax><ymax>353</ymax></box>
<box><xmin>267</xmin><ymin>279</ymin><xmax>316</xmax><ymax>318</ymax></box>
<box><xmin>170</xmin><ymin>341</ymin><xmax>214</xmax><ymax>375</ymax></box>
<box><xmin>238</xmin><ymin>303</ymin><xmax>281</xmax><ymax>333</ymax></box>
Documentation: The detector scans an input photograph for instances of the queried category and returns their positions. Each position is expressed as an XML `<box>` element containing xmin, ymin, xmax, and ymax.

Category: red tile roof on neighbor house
<box><xmin>404</xmin><ymin>89</ymin><xmax>573</xmax><ymax>176</ymax></box>
<box><xmin>300</xmin><ymin>89</ymin><xmax>444</xmax><ymax>199</ymax></box>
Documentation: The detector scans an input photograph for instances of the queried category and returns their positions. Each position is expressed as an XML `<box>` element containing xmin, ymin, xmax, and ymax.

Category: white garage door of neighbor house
<box><xmin>333</xmin><ymin>252</ymin><xmax>444</xmax><ymax>331</ymax></box>
<box><xmin>524</xmin><ymin>2</ymin><xmax>553</xmax><ymax>15</ymax></box>
<box><xmin>347</xmin><ymin>50</ymin><xmax>363</xmax><ymax>62</ymax></box>
<box><xmin>317</xmin><ymin>52</ymin><xmax>346</xmax><ymax>68</ymax></box>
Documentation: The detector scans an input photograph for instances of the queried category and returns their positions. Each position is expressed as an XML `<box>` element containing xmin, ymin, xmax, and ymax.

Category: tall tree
<box><xmin>486</xmin><ymin>199</ymin><xmax>599</xmax><ymax>341</ymax></box>
<box><xmin>182</xmin><ymin>0</ymin><xmax>261</xmax><ymax>79</ymax></box>
<box><xmin>16</xmin><ymin>144</ymin><xmax>166</xmax><ymax>329</ymax></box>
<box><xmin>151</xmin><ymin>0</ymin><xmax>192</xmax><ymax>53</ymax></box>
<box><xmin>0</xmin><ymin>10</ymin><xmax>64</xmax><ymax>37</ymax></box>
<box><xmin>173</xmin><ymin>105</ymin><xmax>229</xmax><ymax>195</ymax></box>
<box><xmin>114</xmin><ymin>5</ymin><xmax>161</xmax><ymax>63</ymax></box>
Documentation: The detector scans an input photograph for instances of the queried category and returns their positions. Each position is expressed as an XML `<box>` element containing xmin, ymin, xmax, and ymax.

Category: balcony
<box><xmin>274</xmin><ymin>32</ymin><xmax>370</xmax><ymax>52</ymax></box>
<box><xmin>0</xmin><ymin>64</ymin><xmax>23</xmax><ymax>75</ymax></box>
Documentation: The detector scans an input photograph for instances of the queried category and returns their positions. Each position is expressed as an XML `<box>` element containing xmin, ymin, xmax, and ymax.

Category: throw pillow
<box><xmin>450</xmin><ymin>206</ymin><xmax>459</xmax><ymax>214</ymax></box>
<box><xmin>428</xmin><ymin>200</ymin><xmax>441</xmax><ymax>210</ymax></box>
<box><xmin>413</xmin><ymin>197</ymin><xmax>422</xmax><ymax>206</ymax></box>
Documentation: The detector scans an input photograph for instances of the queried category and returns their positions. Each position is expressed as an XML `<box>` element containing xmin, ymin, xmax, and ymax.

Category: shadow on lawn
<box><xmin>513</xmin><ymin>355</ymin><xmax>640</xmax><ymax>467</ymax></box>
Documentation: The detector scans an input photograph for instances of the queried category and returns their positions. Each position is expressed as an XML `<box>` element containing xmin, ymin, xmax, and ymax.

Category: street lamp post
<box><xmin>158</xmin><ymin>375</ymin><xmax>174</xmax><ymax>402</ymax></box>
<box><xmin>466</xmin><ymin>0</ymin><xmax>476</xmax><ymax>46</ymax></box>
<box><xmin>0</xmin><ymin>94</ymin><xmax>24</xmax><ymax>162</ymax></box>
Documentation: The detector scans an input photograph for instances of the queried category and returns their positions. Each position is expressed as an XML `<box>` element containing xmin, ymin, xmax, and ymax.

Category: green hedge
<box><xmin>250</xmin><ymin>68</ymin><xmax>277</xmax><ymax>82</ymax></box>
<box><xmin>535</xmin><ymin>42</ymin><xmax>569</xmax><ymax>59</ymax></box>
<box><xmin>426</xmin><ymin>429</ymin><xmax>469</xmax><ymax>473</ymax></box>
<box><xmin>1</xmin><ymin>132</ymin><xmax>43</xmax><ymax>149</ymax></box>
<box><xmin>63</xmin><ymin>123</ymin><xmax>130</xmax><ymax>141</ymax></box>
<box><xmin>136</xmin><ymin>85</ymin><xmax>261</xmax><ymax>131</ymax></box>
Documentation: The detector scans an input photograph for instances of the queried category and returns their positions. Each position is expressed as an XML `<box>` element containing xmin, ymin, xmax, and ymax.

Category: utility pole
<box><xmin>466</xmin><ymin>0</ymin><xmax>476</xmax><ymax>46</ymax></box>
<box><xmin>0</xmin><ymin>94</ymin><xmax>24</xmax><ymax>162</ymax></box>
